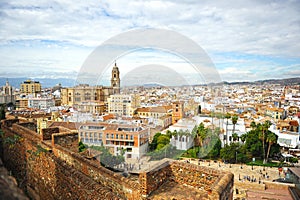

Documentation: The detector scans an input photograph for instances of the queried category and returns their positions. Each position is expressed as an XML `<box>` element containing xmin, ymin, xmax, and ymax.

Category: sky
<box><xmin>0</xmin><ymin>0</ymin><xmax>299</xmax><ymax>86</ymax></box>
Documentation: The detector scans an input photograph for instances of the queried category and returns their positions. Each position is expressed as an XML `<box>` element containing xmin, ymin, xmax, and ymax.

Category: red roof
<box><xmin>290</xmin><ymin>120</ymin><xmax>299</xmax><ymax>127</ymax></box>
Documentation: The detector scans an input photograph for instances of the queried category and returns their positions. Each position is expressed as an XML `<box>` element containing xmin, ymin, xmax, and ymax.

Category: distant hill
<box><xmin>1</xmin><ymin>76</ymin><xmax>299</xmax><ymax>89</ymax></box>
<box><xmin>217</xmin><ymin>77</ymin><xmax>300</xmax><ymax>86</ymax></box>
<box><xmin>0</xmin><ymin>77</ymin><xmax>76</xmax><ymax>89</ymax></box>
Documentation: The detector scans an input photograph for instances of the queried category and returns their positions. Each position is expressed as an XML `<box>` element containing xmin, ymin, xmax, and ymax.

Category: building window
<box><xmin>111</xmin><ymin>134</ymin><xmax>114</xmax><ymax>139</ymax></box>
<box><xmin>126</xmin><ymin>135</ymin><xmax>128</xmax><ymax>139</ymax></box>
<box><xmin>130</xmin><ymin>135</ymin><xmax>133</xmax><ymax>140</ymax></box>
<box><xmin>116</xmin><ymin>134</ymin><xmax>119</xmax><ymax>139</ymax></box>
<box><xmin>106</xmin><ymin>134</ymin><xmax>109</xmax><ymax>139</ymax></box>
<box><xmin>121</xmin><ymin>134</ymin><xmax>123</xmax><ymax>139</ymax></box>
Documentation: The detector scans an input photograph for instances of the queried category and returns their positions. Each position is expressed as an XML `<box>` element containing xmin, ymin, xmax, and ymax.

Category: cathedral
<box><xmin>61</xmin><ymin>62</ymin><xmax>121</xmax><ymax>113</ymax></box>
<box><xmin>111</xmin><ymin>62</ymin><xmax>120</xmax><ymax>94</ymax></box>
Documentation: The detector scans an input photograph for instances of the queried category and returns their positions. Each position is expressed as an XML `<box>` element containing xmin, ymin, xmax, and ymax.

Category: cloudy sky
<box><xmin>0</xmin><ymin>0</ymin><xmax>299</xmax><ymax>85</ymax></box>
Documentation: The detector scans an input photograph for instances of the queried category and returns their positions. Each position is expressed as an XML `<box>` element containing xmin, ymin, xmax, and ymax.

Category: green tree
<box><xmin>166</xmin><ymin>130</ymin><xmax>172</xmax><ymax>139</ymax></box>
<box><xmin>157</xmin><ymin>135</ymin><xmax>170</xmax><ymax>146</ymax></box>
<box><xmin>221</xmin><ymin>142</ymin><xmax>248</xmax><ymax>163</ymax></box>
<box><xmin>78</xmin><ymin>141</ymin><xmax>87</xmax><ymax>152</ymax></box>
<box><xmin>289</xmin><ymin>157</ymin><xmax>298</xmax><ymax>164</ymax></box>
<box><xmin>232</xmin><ymin>133</ymin><xmax>239</xmax><ymax>142</ymax></box>
<box><xmin>266</xmin><ymin>131</ymin><xmax>277</xmax><ymax>161</ymax></box>
<box><xmin>231</xmin><ymin>115</ymin><xmax>238</xmax><ymax>135</ymax></box>
<box><xmin>196</xmin><ymin>122</ymin><xmax>207</xmax><ymax>147</ymax></box>
<box><xmin>250</xmin><ymin>121</ymin><xmax>256</xmax><ymax>130</ymax></box>
<box><xmin>220</xmin><ymin>142</ymin><xmax>241</xmax><ymax>163</ymax></box>
<box><xmin>240</xmin><ymin>134</ymin><xmax>247</xmax><ymax>143</ymax></box>
<box><xmin>244</xmin><ymin>129</ymin><xmax>262</xmax><ymax>158</ymax></box>
<box><xmin>0</xmin><ymin>104</ymin><xmax>6</xmax><ymax>120</ymax></box>
<box><xmin>225</xmin><ymin>113</ymin><xmax>231</xmax><ymax>145</ymax></box>
<box><xmin>150</xmin><ymin>132</ymin><xmax>161</xmax><ymax>151</ymax></box>
<box><xmin>207</xmin><ymin>138</ymin><xmax>221</xmax><ymax>159</ymax></box>
<box><xmin>258</xmin><ymin>121</ymin><xmax>272</xmax><ymax>163</ymax></box>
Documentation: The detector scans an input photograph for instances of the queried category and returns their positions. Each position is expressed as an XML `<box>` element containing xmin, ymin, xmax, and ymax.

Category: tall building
<box><xmin>107</xmin><ymin>94</ymin><xmax>140</xmax><ymax>117</ymax></box>
<box><xmin>172</xmin><ymin>101</ymin><xmax>184</xmax><ymax>124</ymax></box>
<box><xmin>111</xmin><ymin>62</ymin><xmax>120</xmax><ymax>94</ymax></box>
<box><xmin>20</xmin><ymin>80</ymin><xmax>41</xmax><ymax>96</ymax></box>
<box><xmin>61</xmin><ymin>63</ymin><xmax>121</xmax><ymax>113</ymax></box>
<box><xmin>0</xmin><ymin>80</ymin><xmax>14</xmax><ymax>104</ymax></box>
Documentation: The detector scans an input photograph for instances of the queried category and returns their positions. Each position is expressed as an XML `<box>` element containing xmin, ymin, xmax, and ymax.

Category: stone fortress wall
<box><xmin>0</xmin><ymin>119</ymin><xmax>233</xmax><ymax>199</ymax></box>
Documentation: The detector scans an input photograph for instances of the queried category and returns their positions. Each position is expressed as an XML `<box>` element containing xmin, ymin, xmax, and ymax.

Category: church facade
<box><xmin>61</xmin><ymin>63</ymin><xmax>121</xmax><ymax>114</ymax></box>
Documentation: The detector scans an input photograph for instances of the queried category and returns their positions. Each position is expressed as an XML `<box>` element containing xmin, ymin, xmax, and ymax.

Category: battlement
<box><xmin>0</xmin><ymin>119</ymin><xmax>233</xmax><ymax>199</ymax></box>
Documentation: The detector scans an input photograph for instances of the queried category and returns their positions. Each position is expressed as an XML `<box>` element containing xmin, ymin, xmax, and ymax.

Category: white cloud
<box><xmin>0</xmin><ymin>0</ymin><xmax>299</xmax><ymax>82</ymax></box>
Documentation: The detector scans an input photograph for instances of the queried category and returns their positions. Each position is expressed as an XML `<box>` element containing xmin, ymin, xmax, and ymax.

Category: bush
<box><xmin>289</xmin><ymin>157</ymin><xmax>298</xmax><ymax>163</ymax></box>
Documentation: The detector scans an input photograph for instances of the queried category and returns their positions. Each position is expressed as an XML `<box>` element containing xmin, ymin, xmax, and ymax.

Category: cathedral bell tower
<box><xmin>111</xmin><ymin>62</ymin><xmax>120</xmax><ymax>94</ymax></box>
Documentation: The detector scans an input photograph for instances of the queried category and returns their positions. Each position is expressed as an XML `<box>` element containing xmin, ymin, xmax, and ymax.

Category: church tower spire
<box><xmin>111</xmin><ymin>61</ymin><xmax>120</xmax><ymax>94</ymax></box>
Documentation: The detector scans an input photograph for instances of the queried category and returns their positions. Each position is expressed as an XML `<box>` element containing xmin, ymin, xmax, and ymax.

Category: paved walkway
<box><xmin>186</xmin><ymin>159</ymin><xmax>293</xmax><ymax>200</ymax></box>
<box><xmin>123</xmin><ymin>157</ymin><xmax>294</xmax><ymax>199</ymax></box>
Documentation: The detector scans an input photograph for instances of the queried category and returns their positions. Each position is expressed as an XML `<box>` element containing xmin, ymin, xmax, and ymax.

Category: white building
<box><xmin>107</xmin><ymin>94</ymin><xmax>140</xmax><ymax>117</ymax></box>
<box><xmin>221</xmin><ymin>118</ymin><xmax>247</xmax><ymax>145</ymax></box>
<box><xmin>166</xmin><ymin>118</ymin><xmax>196</xmax><ymax>150</ymax></box>
<box><xmin>270</xmin><ymin>123</ymin><xmax>300</xmax><ymax>148</ymax></box>
<box><xmin>28</xmin><ymin>98</ymin><xmax>55</xmax><ymax>110</ymax></box>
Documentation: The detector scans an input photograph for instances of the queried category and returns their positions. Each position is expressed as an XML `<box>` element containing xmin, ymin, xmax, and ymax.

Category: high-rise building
<box><xmin>20</xmin><ymin>80</ymin><xmax>41</xmax><ymax>96</ymax></box>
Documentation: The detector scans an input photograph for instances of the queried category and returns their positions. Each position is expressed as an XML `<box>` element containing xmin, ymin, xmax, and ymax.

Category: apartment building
<box><xmin>107</xmin><ymin>94</ymin><xmax>140</xmax><ymax>117</ymax></box>
<box><xmin>20</xmin><ymin>80</ymin><xmax>41</xmax><ymax>96</ymax></box>
<box><xmin>28</xmin><ymin>98</ymin><xmax>55</xmax><ymax>110</ymax></box>
<box><xmin>78</xmin><ymin>121</ymin><xmax>149</xmax><ymax>159</ymax></box>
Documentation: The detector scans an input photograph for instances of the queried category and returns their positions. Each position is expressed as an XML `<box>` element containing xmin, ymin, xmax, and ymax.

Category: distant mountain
<box><xmin>0</xmin><ymin>77</ymin><xmax>76</xmax><ymax>89</ymax></box>
<box><xmin>220</xmin><ymin>77</ymin><xmax>300</xmax><ymax>86</ymax></box>
<box><xmin>1</xmin><ymin>76</ymin><xmax>299</xmax><ymax>89</ymax></box>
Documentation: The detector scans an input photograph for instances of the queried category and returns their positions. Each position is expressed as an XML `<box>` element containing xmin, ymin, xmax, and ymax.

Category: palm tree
<box><xmin>210</xmin><ymin>111</ymin><xmax>215</xmax><ymax>129</ymax></box>
<box><xmin>257</xmin><ymin>123</ymin><xmax>265</xmax><ymax>162</ymax></box>
<box><xmin>197</xmin><ymin>123</ymin><xmax>208</xmax><ymax>158</ymax></box>
<box><xmin>258</xmin><ymin>121</ymin><xmax>272</xmax><ymax>164</ymax></box>
<box><xmin>232</xmin><ymin>133</ymin><xmax>239</xmax><ymax>142</ymax></box>
<box><xmin>191</xmin><ymin>125</ymin><xmax>198</xmax><ymax>155</ymax></box>
<box><xmin>225</xmin><ymin>113</ymin><xmax>231</xmax><ymax>145</ymax></box>
<box><xmin>231</xmin><ymin>115</ymin><xmax>238</xmax><ymax>135</ymax></box>
<box><xmin>166</xmin><ymin>130</ymin><xmax>172</xmax><ymax>138</ymax></box>
<box><xmin>250</xmin><ymin>121</ymin><xmax>256</xmax><ymax>130</ymax></box>
<box><xmin>263</xmin><ymin>121</ymin><xmax>272</xmax><ymax>163</ymax></box>
<box><xmin>197</xmin><ymin>123</ymin><xmax>207</xmax><ymax>147</ymax></box>
<box><xmin>266</xmin><ymin>131</ymin><xmax>277</xmax><ymax>161</ymax></box>
<box><xmin>240</xmin><ymin>134</ymin><xmax>247</xmax><ymax>143</ymax></box>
